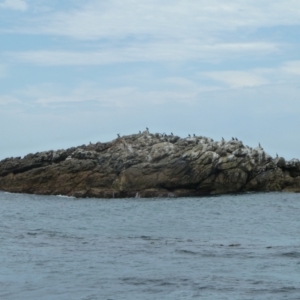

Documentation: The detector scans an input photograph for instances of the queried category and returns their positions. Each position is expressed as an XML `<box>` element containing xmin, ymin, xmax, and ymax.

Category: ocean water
<box><xmin>0</xmin><ymin>192</ymin><xmax>300</xmax><ymax>300</ymax></box>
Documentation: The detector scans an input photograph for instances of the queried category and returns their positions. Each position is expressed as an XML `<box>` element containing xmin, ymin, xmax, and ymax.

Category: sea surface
<box><xmin>1</xmin><ymin>191</ymin><xmax>300</xmax><ymax>300</ymax></box>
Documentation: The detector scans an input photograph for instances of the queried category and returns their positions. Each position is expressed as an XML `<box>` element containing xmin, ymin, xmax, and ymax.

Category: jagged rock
<box><xmin>276</xmin><ymin>157</ymin><xmax>286</xmax><ymax>168</ymax></box>
<box><xmin>0</xmin><ymin>133</ymin><xmax>300</xmax><ymax>198</ymax></box>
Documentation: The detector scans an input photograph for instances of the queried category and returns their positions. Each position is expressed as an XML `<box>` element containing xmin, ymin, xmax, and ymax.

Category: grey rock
<box><xmin>0</xmin><ymin>133</ymin><xmax>300</xmax><ymax>197</ymax></box>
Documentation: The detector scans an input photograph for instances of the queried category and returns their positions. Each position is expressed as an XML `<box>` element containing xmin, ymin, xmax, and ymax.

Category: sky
<box><xmin>1</xmin><ymin>0</ymin><xmax>300</xmax><ymax>160</ymax></box>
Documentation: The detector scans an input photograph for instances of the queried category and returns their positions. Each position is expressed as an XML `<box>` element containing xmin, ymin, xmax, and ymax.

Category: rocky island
<box><xmin>0</xmin><ymin>131</ymin><xmax>300</xmax><ymax>198</ymax></box>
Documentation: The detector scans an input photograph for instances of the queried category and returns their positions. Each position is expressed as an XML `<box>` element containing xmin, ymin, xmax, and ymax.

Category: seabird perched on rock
<box><xmin>232</xmin><ymin>137</ymin><xmax>234</xmax><ymax>140</ymax></box>
<box><xmin>235</xmin><ymin>138</ymin><xmax>238</xmax><ymax>141</ymax></box>
<box><xmin>222</xmin><ymin>137</ymin><xmax>225</xmax><ymax>141</ymax></box>
<box><xmin>117</xmin><ymin>134</ymin><xmax>120</xmax><ymax>138</ymax></box>
<box><xmin>259</xmin><ymin>142</ymin><xmax>261</xmax><ymax>148</ymax></box>
<box><xmin>146</xmin><ymin>127</ymin><xmax>149</xmax><ymax>131</ymax></box>
<box><xmin>139</xmin><ymin>130</ymin><xmax>141</xmax><ymax>134</ymax></box>
<box><xmin>171</xmin><ymin>132</ymin><xmax>173</xmax><ymax>136</ymax></box>
<box><xmin>276</xmin><ymin>153</ymin><xmax>278</xmax><ymax>157</ymax></box>
<box><xmin>188</xmin><ymin>134</ymin><xmax>191</xmax><ymax>137</ymax></box>
<box><xmin>193</xmin><ymin>134</ymin><xmax>196</xmax><ymax>137</ymax></box>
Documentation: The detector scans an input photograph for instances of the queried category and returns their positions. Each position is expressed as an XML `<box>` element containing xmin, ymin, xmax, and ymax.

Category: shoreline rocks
<box><xmin>1</xmin><ymin>132</ymin><xmax>300</xmax><ymax>198</ymax></box>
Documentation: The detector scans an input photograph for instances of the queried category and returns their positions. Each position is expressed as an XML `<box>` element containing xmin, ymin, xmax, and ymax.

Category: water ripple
<box><xmin>0</xmin><ymin>191</ymin><xmax>299</xmax><ymax>299</ymax></box>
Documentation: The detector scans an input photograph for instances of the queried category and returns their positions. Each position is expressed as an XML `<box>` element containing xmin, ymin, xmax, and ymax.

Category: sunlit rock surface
<box><xmin>1</xmin><ymin>131</ymin><xmax>300</xmax><ymax>198</ymax></box>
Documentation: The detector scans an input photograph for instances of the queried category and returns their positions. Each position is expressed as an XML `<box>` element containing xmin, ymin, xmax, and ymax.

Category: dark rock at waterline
<box><xmin>1</xmin><ymin>131</ymin><xmax>300</xmax><ymax>198</ymax></box>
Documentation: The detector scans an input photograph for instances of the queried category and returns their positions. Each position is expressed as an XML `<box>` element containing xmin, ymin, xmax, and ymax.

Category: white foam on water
<box><xmin>56</xmin><ymin>194</ymin><xmax>75</xmax><ymax>199</ymax></box>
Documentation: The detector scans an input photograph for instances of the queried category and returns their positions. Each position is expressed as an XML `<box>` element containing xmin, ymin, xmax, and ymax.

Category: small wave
<box><xmin>280</xmin><ymin>251</ymin><xmax>300</xmax><ymax>258</ymax></box>
<box><xmin>128</xmin><ymin>235</ymin><xmax>163</xmax><ymax>241</ymax></box>
<box><xmin>121</xmin><ymin>277</ymin><xmax>177</xmax><ymax>287</ymax></box>
<box><xmin>140</xmin><ymin>235</ymin><xmax>152</xmax><ymax>240</ymax></box>
<box><xmin>251</xmin><ymin>280</ymin><xmax>265</xmax><ymax>285</ymax></box>
<box><xmin>176</xmin><ymin>249</ymin><xmax>198</xmax><ymax>255</ymax></box>
<box><xmin>15</xmin><ymin>234</ymin><xmax>25</xmax><ymax>239</ymax></box>
<box><xmin>271</xmin><ymin>286</ymin><xmax>299</xmax><ymax>293</ymax></box>
<box><xmin>27</xmin><ymin>232</ymin><xmax>37</xmax><ymax>236</ymax></box>
<box><xmin>56</xmin><ymin>194</ymin><xmax>75</xmax><ymax>199</ymax></box>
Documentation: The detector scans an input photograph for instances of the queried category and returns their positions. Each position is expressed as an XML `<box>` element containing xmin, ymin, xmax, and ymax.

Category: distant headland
<box><xmin>0</xmin><ymin>130</ymin><xmax>299</xmax><ymax>198</ymax></box>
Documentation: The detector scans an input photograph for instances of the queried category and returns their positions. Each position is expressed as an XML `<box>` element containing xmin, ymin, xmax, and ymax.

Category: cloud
<box><xmin>204</xmin><ymin>71</ymin><xmax>270</xmax><ymax>89</ymax></box>
<box><xmin>281</xmin><ymin>61</ymin><xmax>300</xmax><ymax>75</ymax></box>
<box><xmin>15</xmin><ymin>1</ymin><xmax>300</xmax><ymax>40</ymax></box>
<box><xmin>0</xmin><ymin>64</ymin><xmax>7</xmax><ymax>78</ymax></box>
<box><xmin>7</xmin><ymin>41</ymin><xmax>278</xmax><ymax>66</ymax></box>
<box><xmin>3</xmin><ymin>59</ymin><xmax>299</xmax><ymax>113</ymax></box>
<box><xmin>202</xmin><ymin>60</ymin><xmax>300</xmax><ymax>89</ymax></box>
<box><xmin>0</xmin><ymin>95</ymin><xmax>20</xmax><ymax>105</ymax></box>
<box><xmin>0</xmin><ymin>79</ymin><xmax>206</xmax><ymax>113</ymax></box>
<box><xmin>0</xmin><ymin>0</ymin><xmax>27</xmax><ymax>11</ymax></box>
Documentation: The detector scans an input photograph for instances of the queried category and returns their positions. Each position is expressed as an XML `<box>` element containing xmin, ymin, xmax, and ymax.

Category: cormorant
<box><xmin>146</xmin><ymin>127</ymin><xmax>149</xmax><ymax>131</ymax></box>
<box><xmin>171</xmin><ymin>132</ymin><xmax>173</xmax><ymax>136</ymax></box>
<box><xmin>117</xmin><ymin>134</ymin><xmax>120</xmax><ymax>138</ymax></box>
<box><xmin>188</xmin><ymin>134</ymin><xmax>191</xmax><ymax>137</ymax></box>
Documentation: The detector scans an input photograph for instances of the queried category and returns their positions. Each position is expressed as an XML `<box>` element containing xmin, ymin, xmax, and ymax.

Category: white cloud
<box><xmin>0</xmin><ymin>95</ymin><xmax>20</xmax><ymax>105</ymax></box>
<box><xmin>0</xmin><ymin>0</ymin><xmax>27</xmax><ymax>11</ymax></box>
<box><xmin>20</xmin><ymin>0</ymin><xmax>300</xmax><ymax>40</ymax></box>
<box><xmin>281</xmin><ymin>61</ymin><xmax>300</xmax><ymax>75</ymax></box>
<box><xmin>4</xmin><ymin>81</ymin><xmax>205</xmax><ymax>111</ymax></box>
<box><xmin>0</xmin><ymin>64</ymin><xmax>7</xmax><ymax>78</ymax></box>
<box><xmin>7</xmin><ymin>41</ymin><xmax>277</xmax><ymax>66</ymax></box>
<box><xmin>204</xmin><ymin>71</ymin><xmax>269</xmax><ymax>89</ymax></box>
<box><xmin>202</xmin><ymin>60</ymin><xmax>300</xmax><ymax>89</ymax></box>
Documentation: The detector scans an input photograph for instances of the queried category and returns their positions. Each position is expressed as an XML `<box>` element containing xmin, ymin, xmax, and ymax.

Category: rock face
<box><xmin>1</xmin><ymin>132</ymin><xmax>300</xmax><ymax>198</ymax></box>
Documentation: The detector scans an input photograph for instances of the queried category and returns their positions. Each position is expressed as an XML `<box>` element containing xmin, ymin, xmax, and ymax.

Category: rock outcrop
<box><xmin>1</xmin><ymin>132</ymin><xmax>300</xmax><ymax>198</ymax></box>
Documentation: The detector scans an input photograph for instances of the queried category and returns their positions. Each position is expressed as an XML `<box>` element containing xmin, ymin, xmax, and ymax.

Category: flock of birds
<box><xmin>114</xmin><ymin>128</ymin><xmax>281</xmax><ymax>158</ymax></box>
<box><xmin>116</xmin><ymin>128</ymin><xmax>264</xmax><ymax>148</ymax></box>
